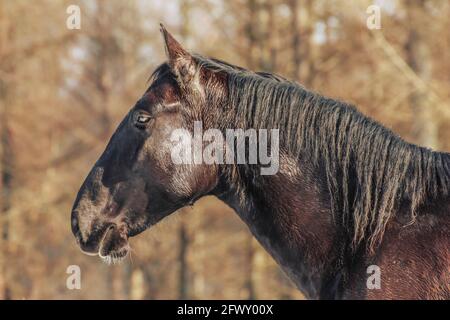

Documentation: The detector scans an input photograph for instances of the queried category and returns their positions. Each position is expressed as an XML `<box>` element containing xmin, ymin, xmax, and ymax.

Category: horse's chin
<box><xmin>98</xmin><ymin>226</ymin><xmax>130</xmax><ymax>265</ymax></box>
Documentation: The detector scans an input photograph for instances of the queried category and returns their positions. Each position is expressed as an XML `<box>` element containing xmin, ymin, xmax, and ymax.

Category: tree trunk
<box><xmin>177</xmin><ymin>221</ymin><xmax>188</xmax><ymax>299</ymax></box>
<box><xmin>303</xmin><ymin>0</ymin><xmax>315</xmax><ymax>87</ymax></box>
<box><xmin>0</xmin><ymin>1</ymin><xmax>13</xmax><ymax>300</ymax></box>
<box><xmin>0</xmin><ymin>80</ymin><xmax>12</xmax><ymax>301</ymax></box>
<box><xmin>290</xmin><ymin>0</ymin><xmax>301</xmax><ymax>80</ymax></box>
<box><xmin>405</xmin><ymin>0</ymin><xmax>438</xmax><ymax>149</ymax></box>
<box><xmin>244</xmin><ymin>236</ymin><xmax>255</xmax><ymax>299</ymax></box>
<box><xmin>266</xmin><ymin>0</ymin><xmax>277</xmax><ymax>72</ymax></box>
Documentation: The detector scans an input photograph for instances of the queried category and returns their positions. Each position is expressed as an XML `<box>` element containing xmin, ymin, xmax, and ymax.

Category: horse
<box><xmin>71</xmin><ymin>25</ymin><xmax>450</xmax><ymax>299</ymax></box>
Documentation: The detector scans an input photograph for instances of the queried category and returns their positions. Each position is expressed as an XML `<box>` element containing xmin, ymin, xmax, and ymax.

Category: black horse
<box><xmin>71</xmin><ymin>25</ymin><xmax>450</xmax><ymax>299</ymax></box>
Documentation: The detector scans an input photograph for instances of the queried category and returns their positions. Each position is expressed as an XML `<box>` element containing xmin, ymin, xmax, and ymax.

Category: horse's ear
<box><xmin>160</xmin><ymin>23</ymin><xmax>196</xmax><ymax>85</ymax></box>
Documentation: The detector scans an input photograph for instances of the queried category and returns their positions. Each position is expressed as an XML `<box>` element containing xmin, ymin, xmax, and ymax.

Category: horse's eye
<box><xmin>134</xmin><ymin>113</ymin><xmax>151</xmax><ymax>128</ymax></box>
<box><xmin>137</xmin><ymin>115</ymin><xmax>150</xmax><ymax>123</ymax></box>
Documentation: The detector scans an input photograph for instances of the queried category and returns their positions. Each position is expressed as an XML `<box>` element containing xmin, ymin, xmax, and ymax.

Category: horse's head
<box><xmin>71</xmin><ymin>25</ymin><xmax>224</xmax><ymax>262</ymax></box>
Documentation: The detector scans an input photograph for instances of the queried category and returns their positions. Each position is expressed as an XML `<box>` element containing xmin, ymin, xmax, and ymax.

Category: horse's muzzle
<box><xmin>71</xmin><ymin>210</ymin><xmax>116</xmax><ymax>256</ymax></box>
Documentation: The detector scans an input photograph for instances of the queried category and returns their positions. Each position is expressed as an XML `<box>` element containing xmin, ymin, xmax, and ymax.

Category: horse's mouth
<box><xmin>97</xmin><ymin>225</ymin><xmax>130</xmax><ymax>264</ymax></box>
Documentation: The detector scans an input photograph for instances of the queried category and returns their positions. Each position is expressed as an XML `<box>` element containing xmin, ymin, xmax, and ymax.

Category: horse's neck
<box><xmin>214</xmin><ymin>155</ymin><xmax>349</xmax><ymax>299</ymax></box>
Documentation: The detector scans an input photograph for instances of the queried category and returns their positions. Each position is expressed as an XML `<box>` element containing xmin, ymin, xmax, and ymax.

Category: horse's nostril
<box><xmin>104</xmin><ymin>224</ymin><xmax>116</xmax><ymax>238</ymax></box>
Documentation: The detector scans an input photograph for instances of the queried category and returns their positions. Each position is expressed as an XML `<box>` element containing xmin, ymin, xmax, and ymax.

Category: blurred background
<box><xmin>0</xmin><ymin>0</ymin><xmax>449</xmax><ymax>299</ymax></box>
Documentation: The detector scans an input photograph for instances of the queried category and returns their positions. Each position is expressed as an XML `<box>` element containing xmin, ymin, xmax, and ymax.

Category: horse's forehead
<box><xmin>144</xmin><ymin>78</ymin><xmax>180</xmax><ymax>105</ymax></box>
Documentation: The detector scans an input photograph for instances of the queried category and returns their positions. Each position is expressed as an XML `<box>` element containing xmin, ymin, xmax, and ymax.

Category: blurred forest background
<box><xmin>0</xmin><ymin>0</ymin><xmax>449</xmax><ymax>299</ymax></box>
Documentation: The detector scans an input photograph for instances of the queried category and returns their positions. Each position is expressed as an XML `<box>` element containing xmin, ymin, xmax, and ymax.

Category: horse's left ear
<box><xmin>160</xmin><ymin>23</ymin><xmax>196</xmax><ymax>85</ymax></box>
